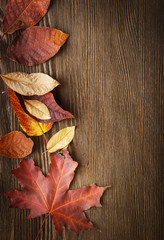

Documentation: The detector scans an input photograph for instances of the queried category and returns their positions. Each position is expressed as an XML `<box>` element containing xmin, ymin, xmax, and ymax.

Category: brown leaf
<box><xmin>0</xmin><ymin>131</ymin><xmax>33</xmax><ymax>158</ymax></box>
<box><xmin>7</xmin><ymin>26</ymin><xmax>69</xmax><ymax>66</ymax></box>
<box><xmin>2</xmin><ymin>0</ymin><xmax>51</xmax><ymax>34</ymax></box>
<box><xmin>17</xmin><ymin>92</ymin><xmax>74</xmax><ymax>123</ymax></box>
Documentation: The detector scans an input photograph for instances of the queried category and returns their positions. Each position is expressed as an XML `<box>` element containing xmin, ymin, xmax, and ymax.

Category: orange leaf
<box><xmin>9</xmin><ymin>90</ymin><xmax>53</xmax><ymax>136</ymax></box>
<box><xmin>5</xmin><ymin>150</ymin><xmax>107</xmax><ymax>237</ymax></box>
<box><xmin>0</xmin><ymin>131</ymin><xmax>33</xmax><ymax>158</ymax></box>
<box><xmin>2</xmin><ymin>0</ymin><xmax>51</xmax><ymax>34</ymax></box>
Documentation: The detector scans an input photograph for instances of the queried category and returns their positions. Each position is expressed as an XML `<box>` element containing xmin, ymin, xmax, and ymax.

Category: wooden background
<box><xmin>0</xmin><ymin>0</ymin><xmax>163</xmax><ymax>239</ymax></box>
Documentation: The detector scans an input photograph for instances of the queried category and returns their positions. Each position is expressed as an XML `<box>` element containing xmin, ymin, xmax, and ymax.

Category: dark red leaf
<box><xmin>7</xmin><ymin>26</ymin><xmax>69</xmax><ymax>66</ymax></box>
<box><xmin>2</xmin><ymin>0</ymin><xmax>51</xmax><ymax>34</ymax></box>
<box><xmin>16</xmin><ymin>92</ymin><xmax>74</xmax><ymax>123</ymax></box>
<box><xmin>5</xmin><ymin>150</ymin><xmax>107</xmax><ymax>236</ymax></box>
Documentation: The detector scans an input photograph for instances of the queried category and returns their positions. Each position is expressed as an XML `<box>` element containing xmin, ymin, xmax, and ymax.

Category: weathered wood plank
<box><xmin>0</xmin><ymin>0</ymin><xmax>163</xmax><ymax>239</ymax></box>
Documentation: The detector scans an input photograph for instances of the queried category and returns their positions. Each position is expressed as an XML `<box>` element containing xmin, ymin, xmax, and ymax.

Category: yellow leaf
<box><xmin>0</xmin><ymin>72</ymin><xmax>59</xmax><ymax>96</ymax></box>
<box><xmin>24</xmin><ymin>99</ymin><xmax>51</xmax><ymax>120</ymax></box>
<box><xmin>47</xmin><ymin>126</ymin><xmax>75</xmax><ymax>153</ymax></box>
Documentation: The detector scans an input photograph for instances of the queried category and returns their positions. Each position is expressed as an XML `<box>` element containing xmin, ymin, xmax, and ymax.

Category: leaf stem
<box><xmin>1</xmin><ymin>89</ymin><xmax>13</xmax><ymax>94</ymax></box>
<box><xmin>43</xmin><ymin>132</ymin><xmax>48</xmax><ymax>145</ymax></box>
<box><xmin>42</xmin><ymin>150</ymin><xmax>48</xmax><ymax>155</ymax></box>
<box><xmin>35</xmin><ymin>213</ymin><xmax>50</xmax><ymax>240</ymax></box>
<box><xmin>63</xmin><ymin>228</ymin><xmax>67</xmax><ymax>240</ymax></box>
<box><xmin>37</xmin><ymin>122</ymin><xmax>48</xmax><ymax>145</ymax></box>
<box><xmin>1</xmin><ymin>90</ymin><xmax>9</xmax><ymax>94</ymax></box>
<box><xmin>0</xmin><ymin>33</ymin><xmax>5</xmax><ymax>43</ymax></box>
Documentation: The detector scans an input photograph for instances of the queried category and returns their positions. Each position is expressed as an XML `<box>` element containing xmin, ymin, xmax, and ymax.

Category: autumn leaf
<box><xmin>0</xmin><ymin>72</ymin><xmax>59</xmax><ymax>96</ymax></box>
<box><xmin>24</xmin><ymin>99</ymin><xmax>51</xmax><ymax>120</ymax></box>
<box><xmin>5</xmin><ymin>150</ymin><xmax>107</xmax><ymax>237</ymax></box>
<box><xmin>47</xmin><ymin>127</ymin><xmax>75</xmax><ymax>153</ymax></box>
<box><xmin>1</xmin><ymin>0</ymin><xmax>51</xmax><ymax>34</ymax></box>
<box><xmin>7</xmin><ymin>26</ymin><xmax>69</xmax><ymax>66</ymax></box>
<box><xmin>0</xmin><ymin>131</ymin><xmax>33</xmax><ymax>158</ymax></box>
<box><xmin>9</xmin><ymin>90</ymin><xmax>53</xmax><ymax>136</ymax></box>
<box><xmin>17</xmin><ymin>92</ymin><xmax>74</xmax><ymax>123</ymax></box>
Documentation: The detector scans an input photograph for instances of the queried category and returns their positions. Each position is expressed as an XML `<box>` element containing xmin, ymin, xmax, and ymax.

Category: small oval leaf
<box><xmin>24</xmin><ymin>99</ymin><xmax>51</xmax><ymax>120</ymax></box>
<box><xmin>47</xmin><ymin>126</ymin><xmax>75</xmax><ymax>153</ymax></box>
<box><xmin>0</xmin><ymin>72</ymin><xmax>59</xmax><ymax>96</ymax></box>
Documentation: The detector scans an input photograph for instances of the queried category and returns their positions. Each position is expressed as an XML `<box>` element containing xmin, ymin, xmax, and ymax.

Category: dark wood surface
<box><xmin>0</xmin><ymin>0</ymin><xmax>163</xmax><ymax>239</ymax></box>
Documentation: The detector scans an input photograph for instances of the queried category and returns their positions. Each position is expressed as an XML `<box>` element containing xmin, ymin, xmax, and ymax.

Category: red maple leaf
<box><xmin>5</xmin><ymin>150</ymin><xmax>106</xmax><ymax>237</ymax></box>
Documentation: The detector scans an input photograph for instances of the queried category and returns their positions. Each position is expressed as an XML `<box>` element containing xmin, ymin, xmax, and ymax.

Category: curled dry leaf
<box><xmin>5</xmin><ymin>150</ymin><xmax>107</xmax><ymax>236</ymax></box>
<box><xmin>47</xmin><ymin>126</ymin><xmax>75</xmax><ymax>153</ymax></box>
<box><xmin>9</xmin><ymin>90</ymin><xmax>53</xmax><ymax>136</ymax></box>
<box><xmin>17</xmin><ymin>92</ymin><xmax>74</xmax><ymax>123</ymax></box>
<box><xmin>2</xmin><ymin>0</ymin><xmax>51</xmax><ymax>34</ymax></box>
<box><xmin>0</xmin><ymin>72</ymin><xmax>59</xmax><ymax>96</ymax></box>
<box><xmin>7</xmin><ymin>26</ymin><xmax>69</xmax><ymax>66</ymax></box>
<box><xmin>0</xmin><ymin>131</ymin><xmax>33</xmax><ymax>158</ymax></box>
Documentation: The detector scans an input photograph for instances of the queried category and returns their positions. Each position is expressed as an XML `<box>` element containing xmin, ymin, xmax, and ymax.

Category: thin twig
<box><xmin>43</xmin><ymin>132</ymin><xmax>48</xmax><ymax>144</ymax></box>
<box><xmin>42</xmin><ymin>150</ymin><xmax>48</xmax><ymax>155</ymax></box>
<box><xmin>47</xmin><ymin>152</ymin><xmax>51</xmax><ymax>162</ymax></box>
<box><xmin>37</xmin><ymin>122</ymin><xmax>48</xmax><ymax>145</ymax></box>
<box><xmin>35</xmin><ymin>213</ymin><xmax>50</xmax><ymax>240</ymax></box>
<box><xmin>0</xmin><ymin>33</ymin><xmax>5</xmax><ymax>43</ymax></box>
<box><xmin>1</xmin><ymin>90</ymin><xmax>9</xmax><ymax>94</ymax></box>
<box><xmin>38</xmin><ymin>123</ymin><xmax>51</xmax><ymax>162</ymax></box>
<box><xmin>63</xmin><ymin>228</ymin><xmax>66</xmax><ymax>240</ymax></box>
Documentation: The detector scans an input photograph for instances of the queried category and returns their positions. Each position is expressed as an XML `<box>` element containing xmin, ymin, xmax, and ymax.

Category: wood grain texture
<box><xmin>0</xmin><ymin>0</ymin><xmax>163</xmax><ymax>239</ymax></box>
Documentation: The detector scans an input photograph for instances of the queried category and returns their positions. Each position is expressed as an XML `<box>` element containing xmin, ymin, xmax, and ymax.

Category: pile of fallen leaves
<box><xmin>0</xmin><ymin>1</ymin><xmax>107</xmax><ymax>239</ymax></box>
